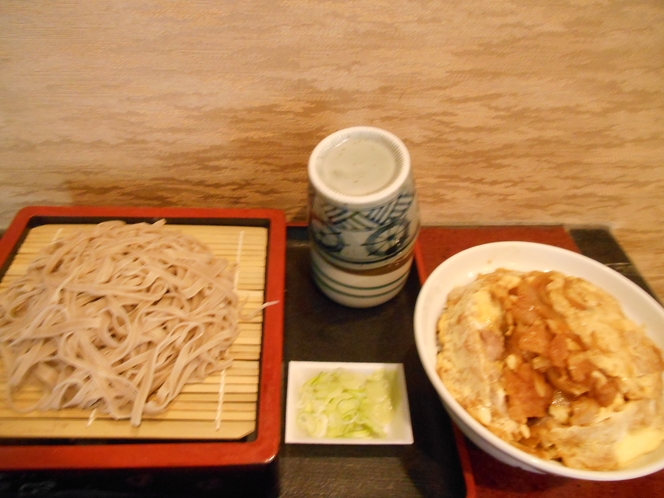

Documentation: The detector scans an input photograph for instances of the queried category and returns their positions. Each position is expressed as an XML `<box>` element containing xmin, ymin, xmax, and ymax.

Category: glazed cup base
<box><xmin>310</xmin><ymin>245</ymin><xmax>413</xmax><ymax>308</ymax></box>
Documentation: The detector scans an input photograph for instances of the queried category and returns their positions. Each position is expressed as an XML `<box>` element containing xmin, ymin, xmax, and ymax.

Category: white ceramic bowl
<box><xmin>414</xmin><ymin>241</ymin><xmax>664</xmax><ymax>481</ymax></box>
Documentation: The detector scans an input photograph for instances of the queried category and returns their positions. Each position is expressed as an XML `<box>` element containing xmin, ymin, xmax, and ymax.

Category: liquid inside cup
<box><xmin>317</xmin><ymin>137</ymin><xmax>399</xmax><ymax>196</ymax></box>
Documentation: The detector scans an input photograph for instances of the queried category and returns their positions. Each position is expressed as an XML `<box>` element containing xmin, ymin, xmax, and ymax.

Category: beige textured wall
<box><xmin>1</xmin><ymin>1</ymin><xmax>663</xmax><ymax>298</ymax></box>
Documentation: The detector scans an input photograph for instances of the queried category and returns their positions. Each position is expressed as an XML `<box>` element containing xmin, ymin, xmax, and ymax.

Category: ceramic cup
<box><xmin>308</xmin><ymin>126</ymin><xmax>420</xmax><ymax>307</ymax></box>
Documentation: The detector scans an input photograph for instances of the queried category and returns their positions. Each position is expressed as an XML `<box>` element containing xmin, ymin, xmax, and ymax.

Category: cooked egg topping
<box><xmin>436</xmin><ymin>269</ymin><xmax>664</xmax><ymax>470</ymax></box>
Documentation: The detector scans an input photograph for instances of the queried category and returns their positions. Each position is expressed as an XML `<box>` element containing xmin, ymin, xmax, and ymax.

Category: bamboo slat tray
<box><xmin>0</xmin><ymin>206</ymin><xmax>286</xmax><ymax>471</ymax></box>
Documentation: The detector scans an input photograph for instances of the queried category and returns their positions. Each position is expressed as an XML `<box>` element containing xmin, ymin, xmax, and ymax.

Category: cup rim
<box><xmin>308</xmin><ymin>126</ymin><xmax>411</xmax><ymax>206</ymax></box>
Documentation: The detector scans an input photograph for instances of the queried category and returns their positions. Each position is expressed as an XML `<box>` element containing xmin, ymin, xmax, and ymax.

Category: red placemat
<box><xmin>415</xmin><ymin>225</ymin><xmax>664</xmax><ymax>497</ymax></box>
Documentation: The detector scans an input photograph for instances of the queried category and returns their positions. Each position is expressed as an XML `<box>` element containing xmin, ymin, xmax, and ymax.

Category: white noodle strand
<box><xmin>233</xmin><ymin>230</ymin><xmax>244</xmax><ymax>292</ymax></box>
<box><xmin>215</xmin><ymin>369</ymin><xmax>226</xmax><ymax>431</ymax></box>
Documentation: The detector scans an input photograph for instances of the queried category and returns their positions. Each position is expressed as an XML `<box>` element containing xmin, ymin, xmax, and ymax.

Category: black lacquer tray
<box><xmin>0</xmin><ymin>222</ymin><xmax>656</xmax><ymax>497</ymax></box>
<box><xmin>278</xmin><ymin>226</ymin><xmax>467</xmax><ymax>498</ymax></box>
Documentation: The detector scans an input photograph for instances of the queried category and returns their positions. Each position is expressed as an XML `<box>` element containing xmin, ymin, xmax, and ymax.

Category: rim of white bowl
<box><xmin>414</xmin><ymin>241</ymin><xmax>664</xmax><ymax>481</ymax></box>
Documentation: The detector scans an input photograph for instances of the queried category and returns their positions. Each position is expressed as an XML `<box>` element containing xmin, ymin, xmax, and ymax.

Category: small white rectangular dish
<box><xmin>285</xmin><ymin>361</ymin><xmax>414</xmax><ymax>445</ymax></box>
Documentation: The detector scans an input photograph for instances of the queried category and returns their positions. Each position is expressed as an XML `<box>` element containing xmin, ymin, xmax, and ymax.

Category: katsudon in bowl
<box><xmin>414</xmin><ymin>242</ymin><xmax>664</xmax><ymax>480</ymax></box>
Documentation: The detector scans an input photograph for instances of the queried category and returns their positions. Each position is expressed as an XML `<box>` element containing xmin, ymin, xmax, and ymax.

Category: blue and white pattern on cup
<box><xmin>309</xmin><ymin>184</ymin><xmax>419</xmax><ymax>267</ymax></box>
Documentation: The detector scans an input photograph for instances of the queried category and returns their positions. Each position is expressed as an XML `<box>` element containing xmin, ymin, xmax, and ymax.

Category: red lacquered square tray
<box><xmin>0</xmin><ymin>206</ymin><xmax>286</xmax><ymax>471</ymax></box>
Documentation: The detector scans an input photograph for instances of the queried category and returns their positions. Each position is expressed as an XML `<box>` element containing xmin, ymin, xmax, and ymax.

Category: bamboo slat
<box><xmin>0</xmin><ymin>418</ymin><xmax>257</xmax><ymax>440</ymax></box>
<box><xmin>0</xmin><ymin>222</ymin><xmax>268</xmax><ymax>440</ymax></box>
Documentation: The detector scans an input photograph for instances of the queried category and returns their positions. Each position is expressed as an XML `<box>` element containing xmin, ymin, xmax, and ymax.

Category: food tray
<box><xmin>279</xmin><ymin>224</ymin><xmax>631</xmax><ymax>498</ymax></box>
<box><xmin>1</xmin><ymin>220</ymin><xmax>650</xmax><ymax>496</ymax></box>
<box><xmin>0</xmin><ymin>206</ymin><xmax>285</xmax><ymax>471</ymax></box>
<box><xmin>278</xmin><ymin>226</ymin><xmax>468</xmax><ymax>497</ymax></box>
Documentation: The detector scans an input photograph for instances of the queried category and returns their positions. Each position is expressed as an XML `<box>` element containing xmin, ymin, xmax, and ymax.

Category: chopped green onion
<box><xmin>297</xmin><ymin>368</ymin><xmax>398</xmax><ymax>439</ymax></box>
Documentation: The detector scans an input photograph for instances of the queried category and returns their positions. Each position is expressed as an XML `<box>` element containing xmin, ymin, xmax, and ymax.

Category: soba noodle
<box><xmin>0</xmin><ymin>220</ymin><xmax>240</xmax><ymax>426</ymax></box>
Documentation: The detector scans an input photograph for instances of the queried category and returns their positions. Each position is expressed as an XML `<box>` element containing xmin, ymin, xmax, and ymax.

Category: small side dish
<box><xmin>297</xmin><ymin>368</ymin><xmax>396</xmax><ymax>439</ymax></box>
<box><xmin>285</xmin><ymin>361</ymin><xmax>413</xmax><ymax>445</ymax></box>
